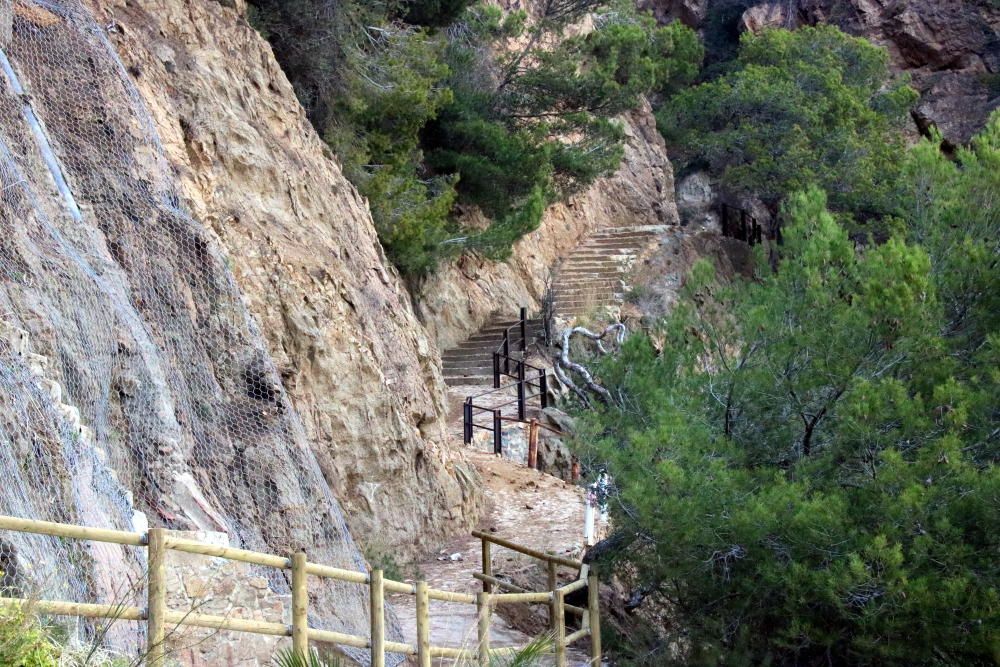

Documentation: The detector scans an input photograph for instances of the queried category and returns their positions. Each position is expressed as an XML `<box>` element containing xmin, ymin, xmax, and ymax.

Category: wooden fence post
<box><xmin>291</xmin><ymin>552</ymin><xmax>309</xmax><ymax>657</ymax></box>
<box><xmin>476</xmin><ymin>591</ymin><xmax>491</xmax><ymax>667</ymax></box>
<box><xmin>547</xmin><ymin>560</ymin><xmax>557</xmax><ymax>625</ymax></box>
<box><xmin>481</xmin><ymin>538</ymin><xmax>492</xmax><ymax>593</ymax></box>
<box><xmin>553</xmin><ymin>588</ymin><xmax>567</xmax><ymax>667</ymax></box>
<box><xmin>369</xmin><ymin>569</ymin><xmax>385</xmax><ymax>667</ymax></box>
<box><xmin>146</xmin><ymin>528</ymin><xmax>167</xmax><ymax>667</ymax></box>
<box><xmin>416</xmin><ymin>581</ymin><xmax>431</xmax><ymax>667</ymax></box>
<box><xmin>588</xmin><ymin>569</ymin><xmax>601</xmax><ymax>666</ymax></box>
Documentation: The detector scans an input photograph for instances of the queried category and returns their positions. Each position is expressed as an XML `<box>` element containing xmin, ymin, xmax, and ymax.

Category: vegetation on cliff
<box><xmin>657</xmin><ymin>25</ymin><xmax>918</xmax><ymax>220</ymax></box>
<box><xmin>571</xmin><ymin>115</ymin><xmax>1000</xmax><ymax>665</ymax></box>
<box><xmin>248</xmin><ymin>0</ymin><xmax>700</xmax><ymax>278</ymax></box>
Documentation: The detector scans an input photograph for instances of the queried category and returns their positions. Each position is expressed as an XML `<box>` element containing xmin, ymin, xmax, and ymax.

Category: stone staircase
<box><xmin>551</xmin><ymin>225</ymin><xmax>665</xmax><ymax>319</ymax></box>
<box><xmin>442</xmin><ymin>315</ymin><xmax>543</xmax><ymax>386</ymax></box>
<box><xmin>441</xmin><ymin>226</ymin><xmax>663</xmax><ymax>387</ymax></box>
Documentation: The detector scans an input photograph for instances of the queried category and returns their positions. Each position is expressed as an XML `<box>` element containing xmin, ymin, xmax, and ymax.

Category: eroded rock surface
<box><xmin>86</xmin><ymin>0</ymin><xmax>483</xmax><ymax>551</ymax></box>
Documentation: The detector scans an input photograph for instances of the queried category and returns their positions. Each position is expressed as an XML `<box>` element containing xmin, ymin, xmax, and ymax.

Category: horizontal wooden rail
<box><xmin>565</xmin><ymin>627</ymin><xmax>590</xmax><ymax>644</ymax></box>
<box><xmin>304</xmin><ymin>561</ymin><xmax>370</xmax><ymax>584</ymax></box>
<box><xmin>427</xmin><ymin>589</ymin><xmax>477</xmax><ymax>604</ymax></box>
<box><xmin>0</xmin><ymin>598</ymin><xmax>144</xmax><ymax>621</ymax></box>
<box><xmin>491</xmin><ymin>591</ymin><xmax>553</xmax><ymax>604</ymax></box>
<box><xmin>472</xmin><ymin>530</ymin><xmax>582</xmax><ymax>569</ymax></box>
<box><xmin>163</xmin><ymin>610</ymin><xmax>288</xmax><ymax>637</ymax></box>
<box><xmin>473</xmin><ymin>574</ymin><xmax>586</xmax><ymax>616</ymax></box>
<box><xmin>382</xmin><ymin>579</ymin><xmax>415</xmax><ymax>595</ymax></box>
<box><xmin>0</xmin><ymin>516</ymin><xmax>144</xmax><ymax>546</ymax></box>
<box><xmin>559</xmin><ymin>577</ymin><xmax>589</xmax><ymax>595</ymax></box>
<box><xmin>165</xmin><ymin>536</ymin><xmax>290</xmax><ymax>569</ymax></box>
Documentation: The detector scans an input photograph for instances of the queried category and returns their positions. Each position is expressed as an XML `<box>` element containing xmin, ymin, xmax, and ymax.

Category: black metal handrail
<box><xmin>463</xmin><ymin>307</ymin><xmax>550</xmax><ymax>455</ymax></box>
<box><xmin>720</xmin><ymin>203</ymin><xmax>784</xmax><ymax>246</ymax></box>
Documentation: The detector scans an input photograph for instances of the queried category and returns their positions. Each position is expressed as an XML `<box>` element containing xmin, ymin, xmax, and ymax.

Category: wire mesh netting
<box><xmin>0</xmin><ymin>0</ymin><xmax>395</xmax><ymax>660</ymax></box>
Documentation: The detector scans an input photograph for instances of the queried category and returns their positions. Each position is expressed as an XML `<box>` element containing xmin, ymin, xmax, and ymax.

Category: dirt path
<box><xmin>390</xmin><ymin>391</ymin><xmax>592</xmax><ymax>665</ymax></box>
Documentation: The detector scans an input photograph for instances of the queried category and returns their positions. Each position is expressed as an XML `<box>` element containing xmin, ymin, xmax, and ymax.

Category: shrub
<box><xmin>249</xmin><ymin>0</ymin><xmax>701</xmax><ymax>278</ymax></box>
<box><xmin>658</xmin><ymin>25</ymin><xmax>917</xmax><ymax>220</ymax></box>
<box><xmin>571</xmin><ymin>116</ymin><xmax>1000</xmax><ymax>665</ymax></box>
<box><xmin>0</xmin><ymin>604</ymin><xmax>59</xmax><ymax>667</ymax></box>
<box><xmin>422</xmin><ymin>2</ymin><xmax>701</xmax><ymax>261</ymax></box>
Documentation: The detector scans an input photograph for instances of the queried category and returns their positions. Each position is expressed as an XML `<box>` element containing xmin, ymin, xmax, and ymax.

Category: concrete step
<box><xmin>555</xmin><ymin>280</ymin><xmax>620</xmax><ymax>286</ymax></box>
<box><xmin>442</xmin><ymin>357</ymin><xmax>494</xmax><ymax>367</ymax></box>
<box><xmin>558</xmin><ymin>269</ymin><xmax>627</xmax><ymax>277</ymax></box>
<box><xmin>444</xmin><ymin>375</ymin><xmax>492</xmax><ymax>385</ymax></box>
<box><xmin>562</xmin><ymin>256</ymin><xmax>634</xmax><ymax>266</ymax></box>
<box><xmin>553</xmin><ymin>292</ymin><xmax>620</xmax><ymax>301</ymax></box>
<box><xmin>588</xmin><ymin>227</ymin><xmax>665</xmax><ymax>239</ymax></box>
<box><xmin>444</xmin><ymin>340</ymin><xmax>530</xmax><ymax>353</ymax></box>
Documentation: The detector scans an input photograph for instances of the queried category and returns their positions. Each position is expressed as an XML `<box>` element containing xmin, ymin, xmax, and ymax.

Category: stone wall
<box><xmin>165</xmin><ymin>531</ymin><xmax>291</xmax><ymax>666</ymax></box>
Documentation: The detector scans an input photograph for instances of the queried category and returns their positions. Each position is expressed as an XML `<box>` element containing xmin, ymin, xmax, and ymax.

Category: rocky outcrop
<box><xmin>638</xmin><ymin>0</ymin><xmax>709</xmax><ymax>27</ymax></box>
<box><xmin>644</xmin><ymin>0</ymin><xmax>1000</xmax><ymax>145</ymax></box>
<box><xmin>87</xmin><ymin>0</ymin><xmax>483</xmax><ymax>552</ymax></box>
<box><xmin>416</xmin><ymin>98</ymin><xmax>680</xmax><ymax>351</ymax></box>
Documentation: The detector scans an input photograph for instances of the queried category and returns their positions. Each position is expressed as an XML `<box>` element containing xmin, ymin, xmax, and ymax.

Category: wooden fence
<box><xmin>0</xmin><ymin>515</ymin><xmax>599</xmax><ymax>666</ymax></box>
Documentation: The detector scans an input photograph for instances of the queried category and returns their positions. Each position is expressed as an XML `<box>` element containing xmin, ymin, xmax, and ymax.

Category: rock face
<box><xmin>645</xmin><ymin>0</ymin><xmax>1000</xmax><ymax>145</ymax></box>
<box><xmin>676</xmin><ymin>171</ymin><xmax>721</xmax><ymax>233</ymax></box>
<box><xmin>87</xmin><ymin>0</ymin><xmax>482</xmax><ymax>552</ymax></box>
<box><xmin>416</xmin><ymin>98</ymin><xmax>680</xmax><ymax>351</ymax></box>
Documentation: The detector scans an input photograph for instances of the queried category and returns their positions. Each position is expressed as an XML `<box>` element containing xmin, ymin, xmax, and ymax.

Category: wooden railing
<box><xmin>0</xmin><ymin>515</ymin><xmax>600</xmax><ymax>666</ymax></box>
<box><xmin>474</xmin><ymin>530</ymin><xmax>600</xmax><ymax>666</ymax></box>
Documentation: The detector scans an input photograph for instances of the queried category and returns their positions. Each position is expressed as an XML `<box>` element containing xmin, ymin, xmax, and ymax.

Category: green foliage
<box><xmin>419</xmin><ymin>2</ymin><xmax>701</xmax><ymax>263</ymax></box>
<box><xmin>572</xmin><ymin>116</ymin><xmax>1000</xmax><ymax>665</ymax></box>
<box><xmin>659</xmin><ymin>25</ymin><xmax>917</xmax><ymax>219</ymax></box>
<box><xmin>402</xmin><ymin>0</ymin><xmax>476</xmax><ymax>26</ymax></box>
<box><xmin>272</xmin><ymin>647</ymin><xmax>346</xmax><ymax>667</ymax></box>
<box><xmin>326</xmin><ymin>22</ymin><xmax>459</xmax><ymax>278</ymax></box>
<box><xmin>250</xmin><ymin>0</ymin><xmax>701</xmax><ymax>279</ymax></box>
<box><xmin>486</xmin><ymin>634</ymin><xmax>553</xmax><ymax>666</ymax></box>
<box><xmin>0</xmin><ymin>605</ymin><xmax>60</xmax><ymax>667</ymax></box>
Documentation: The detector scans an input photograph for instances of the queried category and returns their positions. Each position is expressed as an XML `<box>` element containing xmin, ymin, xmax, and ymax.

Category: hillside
<box><xmin>0</xmin><ymin>0</ymin><xmax>995</xmax><ymax>665</ymax></box>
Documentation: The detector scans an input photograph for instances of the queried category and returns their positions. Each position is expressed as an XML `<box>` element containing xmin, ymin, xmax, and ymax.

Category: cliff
<box><xmin>90</xmin><ymin>0</ymin><xmax>483</xmax><ymax>550</ymax></box>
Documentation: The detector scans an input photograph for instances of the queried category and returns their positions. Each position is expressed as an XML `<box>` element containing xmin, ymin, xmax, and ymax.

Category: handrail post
<box><xmin>547</xmin><ymin>560</ymin><xmax>557</xmax><ymax>626</ymax></box>
<box><xmin>463</xmin><ymin>399</ymin><xmax>472</xmax><ymax>445</ymax></box>
<box><xmin>476</xmin><ymin>591</ymin><xmax>491</xmax><ymax>667</ymax></box>
<box><xmin>146</xmin><ymin>528</ymin><xmax>167</xmax><ymax>667</ymax></box>
<box><xmin>503</xmin><ymin>330</ymin><xmax>510</xmax><ymax>374</ymax></box>
<box><xmin>481</xmin><ymin>537</ymin><xmax>492</xmax><ymax>593</ymax></box>
<box><xmin>416</xmin><ymin>581</ymin><xmax>431</xmax><ymax>667</ymax></box>
<box><xmin>493</xmin><ymin>410</ymin><xmax>502</xmax><ymax>455</ymax></box>
<box><xmin>517</xmin><ymin>361</ymin><xmax>526</xmax><ymax>421</ymax></box>
<box><xmin>493</xmin><ymin>351</ymin><xmax>500</xmax><ymax>389</ymax></box>
<box><xmin>370</xmin><ymin>568</ymin><xmax>385</xmax><ymax>667</ymax></box>
<box><xmin>553</xmin><ymin>588</ymin><xmax>567</xmax><ymax>667</ymax></box>
<box><xmin>291</xmin><ymin>552</ymin><xmax>309</xmax><ymax>658</ymax></box>
<box><xmin>588</xmin><ymin>569</ymin><xmax>601</xmax><ymax>666</ymax></box>
<box><xmin>539</xmin><ymin>369</ymin><xmax>548</xmax><ymax>409</ymax></box>
<box><xmin>519</xmin><ymin>306</ymin><xmax>527</xmax><ymax>352</ymax></box>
